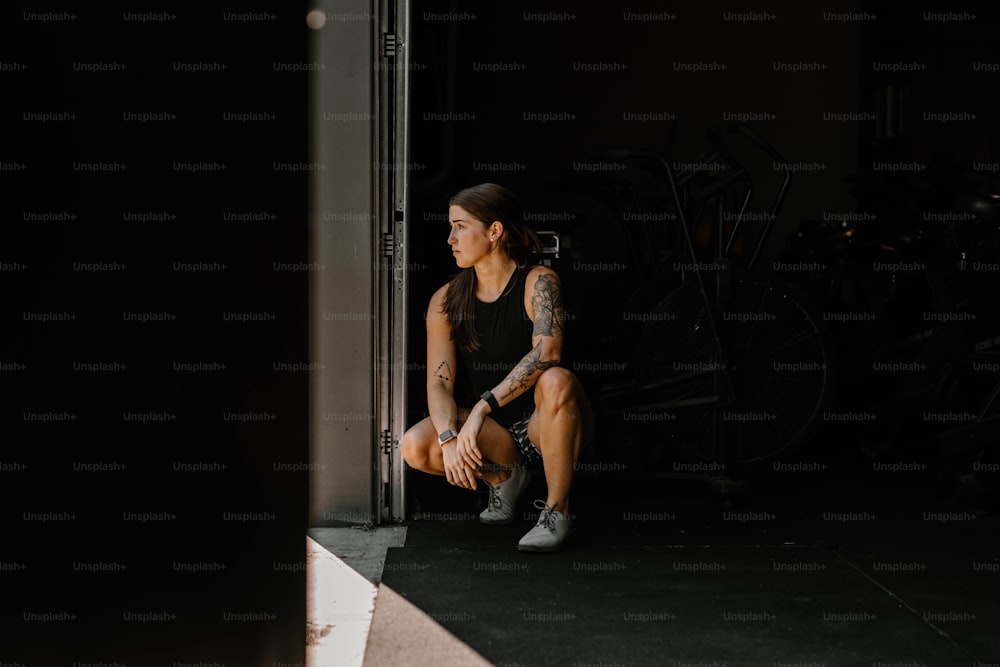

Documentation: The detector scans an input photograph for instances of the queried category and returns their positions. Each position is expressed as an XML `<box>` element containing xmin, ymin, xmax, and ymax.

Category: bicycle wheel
<box><xmin>629</xmin><ymin>279</ymin><xmax>721</xmax><ymax>465</ymax></box>
<box><xmin>633</xmin><ymin>277</ymin><xmax>834</xmax><ymax>467</ymax></box>
<box><xmin>717</xmin><ymin>278</ymin><xmax>834</xmax><ymax>465</ymax></box>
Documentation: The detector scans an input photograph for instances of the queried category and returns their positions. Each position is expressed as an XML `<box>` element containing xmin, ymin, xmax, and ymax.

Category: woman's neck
<box><xmin>474</xmin><ymin>255</ymin><xmax>517</xmax><ymax>299</ymax></box>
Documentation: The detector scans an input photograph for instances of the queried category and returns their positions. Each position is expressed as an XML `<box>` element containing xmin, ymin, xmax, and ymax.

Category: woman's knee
<box><xmin>535</xmin><ymin>366</ymin><xmax>578</xmax><ymax>407</ymax></box>
<box><xmin>400</xmin><ymin>425</ymin><xmax>431</xmax><ymax>469</ymax></box>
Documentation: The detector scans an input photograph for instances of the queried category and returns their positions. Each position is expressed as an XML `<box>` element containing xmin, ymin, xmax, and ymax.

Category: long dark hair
<box><xmin>443</xmin><ymin>183</ymin><xmax>542</xmax><ymax>351</ymax></box>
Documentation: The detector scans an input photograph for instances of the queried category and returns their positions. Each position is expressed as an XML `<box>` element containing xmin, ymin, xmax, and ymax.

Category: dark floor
<box><xmin>384</xmin><ymin>431</ymin><xmax>1000</xmax><ymax>667</ymax></box>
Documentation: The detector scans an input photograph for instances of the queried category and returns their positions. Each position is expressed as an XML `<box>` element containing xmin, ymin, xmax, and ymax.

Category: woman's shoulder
<box><xmin>523</xmin><ymin>263</ymin><xmax>559</xmax><ymax>288</ymax></box>
<box><xmin>428</xmin><ymin>281</ymin><xmax>451</xmax><ymax>310</ymax></box>
<box><xmin>431</xmin><ymin>280</ymin><xmax>451</xmax><ymax>298</ymax></box>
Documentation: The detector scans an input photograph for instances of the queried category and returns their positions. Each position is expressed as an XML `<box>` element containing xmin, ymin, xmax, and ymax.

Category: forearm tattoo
<box><xmin>500</xmin><ymin>341</ymin><xmax>558</xmax><ymax>401</ymax></box>
<box><xmin>531</xmin><ymin>273</ymin><xmax>565</xmax><ymax>338</ymax></box>
<box><xmin>433</xmin><ymin>360</ymin><xmax>452</xmax><ymax>382</ymax></box>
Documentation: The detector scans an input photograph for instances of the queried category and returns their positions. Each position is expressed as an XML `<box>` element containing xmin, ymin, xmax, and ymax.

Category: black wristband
<box><xmin>480</xmin><ymin>390</ymin><xmax>501</xmax><ymax>414</ymax></box>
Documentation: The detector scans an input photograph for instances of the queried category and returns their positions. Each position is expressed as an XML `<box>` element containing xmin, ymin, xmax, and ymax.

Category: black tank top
<box><xmin>457</xmin><ymin>267</ymin><xmax>535</xmax><ymax>428</ymax></box>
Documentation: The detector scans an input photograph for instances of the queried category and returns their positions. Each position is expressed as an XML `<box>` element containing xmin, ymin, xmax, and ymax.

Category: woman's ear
<box><xmin>490</xmin><ymin>220</ymin><xmax>504</xmax><ymax>240</ymax></box>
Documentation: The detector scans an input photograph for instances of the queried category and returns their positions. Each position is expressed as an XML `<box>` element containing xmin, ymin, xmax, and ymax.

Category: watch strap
<box><xmin>480</xmin><ymin>390</ymin><xmax>501</xmax><ymax>413</ymax></box>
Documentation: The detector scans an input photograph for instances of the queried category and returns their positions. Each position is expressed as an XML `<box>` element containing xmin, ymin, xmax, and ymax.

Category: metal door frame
<box><xmin>308</xmin><ymin>0</ymin><xmax>409</xmax><ymax>527</ymax></box>
<box><xmin>375</xmin><ymin>0</ymin><xmax>410</xmax><ymax>523</ymax></box>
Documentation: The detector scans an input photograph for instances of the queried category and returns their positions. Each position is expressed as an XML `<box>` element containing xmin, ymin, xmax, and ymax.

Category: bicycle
<box><xmin>543</xmin><ymin>123</ymin><xmax>836</xmax><ymax>476</ymax></box>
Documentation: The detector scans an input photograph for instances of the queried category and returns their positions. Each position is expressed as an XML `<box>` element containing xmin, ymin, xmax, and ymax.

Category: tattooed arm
<box><xmin>425</xmin><ymin>284</ymin><xmax>460</xmax><ymax>438</ymax></box>
<box><xmin>474</xmin><ymin>266</ymin><xmax>565</xmax><ymax>416</ymax></box>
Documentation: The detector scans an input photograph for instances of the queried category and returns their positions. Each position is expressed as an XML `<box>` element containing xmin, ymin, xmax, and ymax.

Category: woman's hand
<box><xmin>440</xmin><ymin>409</ymin><xmax>486</xmax><ymax>489</ymax></box>
<box><xmin>456</xmin><ymin>409</ymin><xmax>486</xmax><ymax>472</ymax></box>
<box><xmin>440</xmin><ymin>441</ymin><xmax>479</xmax><ymax>490</ymax></box>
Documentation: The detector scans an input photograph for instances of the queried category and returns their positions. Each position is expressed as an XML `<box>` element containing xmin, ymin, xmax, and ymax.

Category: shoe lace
<box><xmin>486</xmin><ymin>469</ymin><xmax>517</xmax><ymax>511</ymax></box>
<box><xmin>487</xmin><ymin>484</ymin><xmax>503</xmax><ymax>510</ymax></box>
<box><xmin>533</xmin><ymin>499</ymin><xmax>557</xmax><ymax>531</ymax></box>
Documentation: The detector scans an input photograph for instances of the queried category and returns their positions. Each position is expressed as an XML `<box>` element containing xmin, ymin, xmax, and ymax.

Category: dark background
<box><xmin>405</xmin><ymin>1</ymin><xmax>1000</xmax><ymax>490</ymax></box>
<box><xmin>3</xmin><ymin>0</ymin><xmax>1000</xmax><ymax>662</ymax></box>
<box><xmin>3</xmin><ymin>3</ymin><xmax>310</xmax><ymax>662</ymax></box>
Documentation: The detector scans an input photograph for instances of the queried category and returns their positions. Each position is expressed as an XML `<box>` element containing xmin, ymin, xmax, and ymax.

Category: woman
<box><xmin>400</xmin><ymin>182</ymin><xmax>594</xmax><ymax>552</ymax></box>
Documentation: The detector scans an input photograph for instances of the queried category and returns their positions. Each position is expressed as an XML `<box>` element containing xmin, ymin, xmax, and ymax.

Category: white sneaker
<box><xmin>517</xmin><ymin>499</ymin><xmax>573</xmax><ymax>552</ymax></box>
<box><xmin>479</xmin><ymin>465</ymin><xmax>529</xmax><ymax>525</ymax></box>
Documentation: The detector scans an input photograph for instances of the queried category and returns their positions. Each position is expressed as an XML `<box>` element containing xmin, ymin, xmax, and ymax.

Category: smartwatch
<box><xmin>438</xmin><ymin>429</ymin><xmax>457</xmax><ymax>446</ymax></box>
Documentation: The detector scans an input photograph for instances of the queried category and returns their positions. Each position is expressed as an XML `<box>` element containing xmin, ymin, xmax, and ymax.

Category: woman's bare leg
<box><xmin>526</xmin><ymin>367</ymin><xmax>594</xmax><ymax>517</ymax></box>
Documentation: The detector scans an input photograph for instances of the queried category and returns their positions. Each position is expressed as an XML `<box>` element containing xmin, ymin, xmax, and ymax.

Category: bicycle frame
<box><xmin>601</xmin><ymin>122</ymin><xmax>795</xmax><ymax>406</ymax></box>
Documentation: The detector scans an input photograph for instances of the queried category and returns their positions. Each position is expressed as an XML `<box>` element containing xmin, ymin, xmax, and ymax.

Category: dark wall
<box><xmin>410</xmin><ymin>1</ymin><xmax>858</xmax><ymax>253</ymax></box>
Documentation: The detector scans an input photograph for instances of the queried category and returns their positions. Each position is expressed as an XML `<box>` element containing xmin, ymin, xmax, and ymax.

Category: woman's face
<box><xmin>448</xmin><ymin>204</ymin><xmax>495</xmax><ymax>268</ymax></box>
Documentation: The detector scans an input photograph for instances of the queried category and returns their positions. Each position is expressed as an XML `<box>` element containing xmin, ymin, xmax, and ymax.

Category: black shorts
<box><xmin>508</xmin><ymin>416</ymin><xmax>542</xmax><ymax>465</ymax></box>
